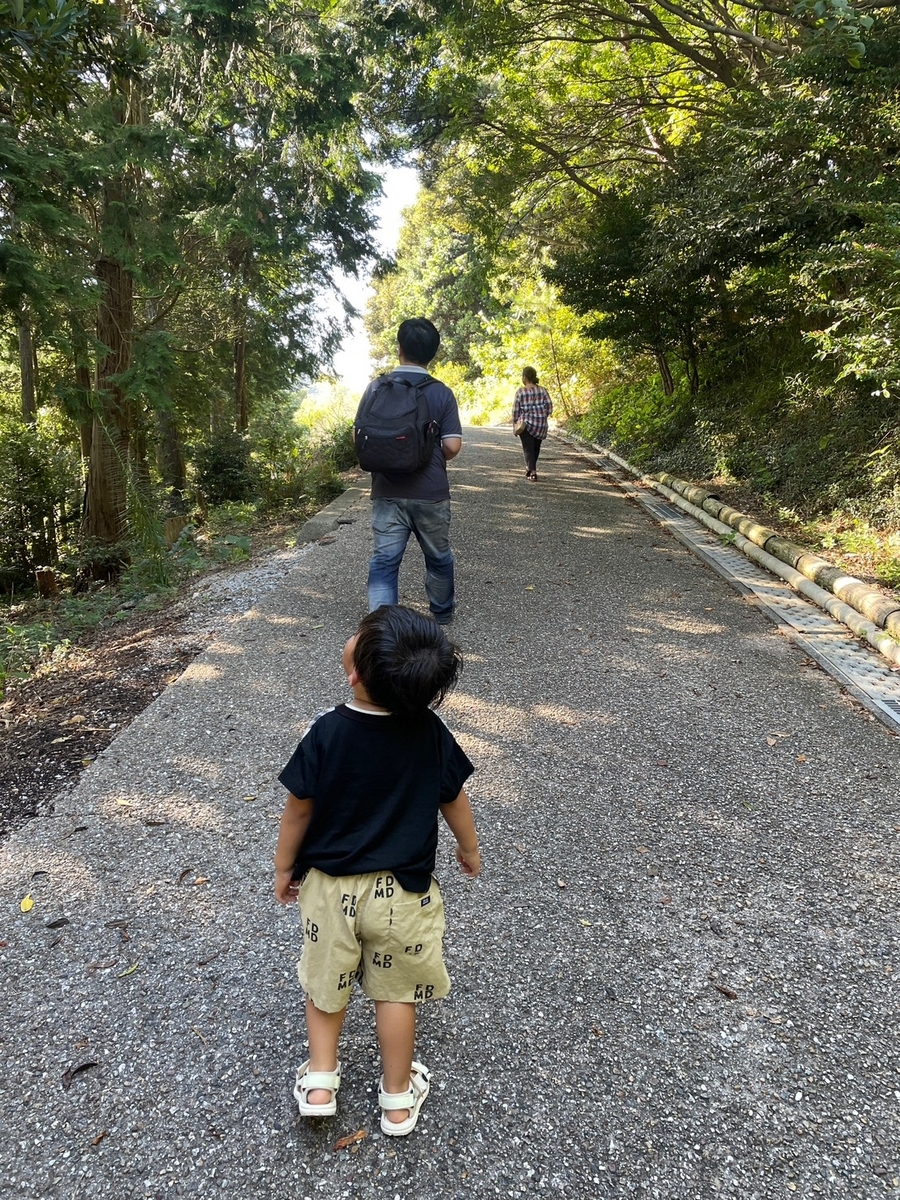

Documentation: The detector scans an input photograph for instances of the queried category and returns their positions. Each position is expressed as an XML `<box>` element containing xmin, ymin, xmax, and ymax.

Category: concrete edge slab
<box><xmin>296</xmin><ymin>482</ymin><xmax>369</xmax><ymax>543</ymax></box>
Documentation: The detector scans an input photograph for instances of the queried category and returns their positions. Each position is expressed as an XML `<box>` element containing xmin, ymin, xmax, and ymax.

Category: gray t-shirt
<box><xmin>355</xmin><ymin>368</ymin><xmax>462</xmax><ymax>501</ymax></box>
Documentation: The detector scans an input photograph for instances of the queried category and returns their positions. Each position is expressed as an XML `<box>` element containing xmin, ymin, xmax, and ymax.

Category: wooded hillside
<box><xmin>3</xmin><ymin>0</ymin><xmax>899</xmax><ymax>604</ymax></box>
<box><xmin>365</xmin><ymin>0</ymin><xmax>900</xmax><ymax>584</ymax></box>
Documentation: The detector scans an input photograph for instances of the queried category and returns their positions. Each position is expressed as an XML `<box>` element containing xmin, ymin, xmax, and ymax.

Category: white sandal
<box><xmin>293</xmin><ymin>1058</ymin><xmax>341</xmax><ymax>1117</ymax></box>
<box><xmin>378</xmin><ymin>1061</ymin><xmax>431</xmax><ymax>1136</ymax></box>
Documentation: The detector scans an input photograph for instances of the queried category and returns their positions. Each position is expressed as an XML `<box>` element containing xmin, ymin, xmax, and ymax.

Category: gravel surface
<box><xmin>1</xmin><ymin>427</ymin><xmax>898</xmax><ymax>1199</ymax></box>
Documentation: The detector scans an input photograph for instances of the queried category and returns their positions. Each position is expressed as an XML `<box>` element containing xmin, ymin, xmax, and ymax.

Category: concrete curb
<box><xmin>560</xmin><ymin>433</ymin><xmax>900</xmax><ymax>671</ymax></box>
<box><xmin>295</xmin><ymin>481</ymin><xmax>369</xmax><ymax>544</ymax></box>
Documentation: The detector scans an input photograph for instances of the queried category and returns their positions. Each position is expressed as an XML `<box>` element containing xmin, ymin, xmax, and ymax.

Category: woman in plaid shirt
<box><xmin>512</xmin><ymin>367</ymin><xmax>553</xmax><ymax>481</ymax></box>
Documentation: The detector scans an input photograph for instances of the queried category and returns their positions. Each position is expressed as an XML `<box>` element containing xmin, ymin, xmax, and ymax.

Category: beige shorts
<box><xmin>296</xmin><ymin>868</ymin><xmax>451</xmax><ymax>1013</ymax></box>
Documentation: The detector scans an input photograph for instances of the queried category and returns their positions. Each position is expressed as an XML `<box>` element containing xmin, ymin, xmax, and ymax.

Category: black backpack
<box><xmin>354</xmin><ymin>373</ymin><xmax>438</xmax><ymax>475</ymax></box>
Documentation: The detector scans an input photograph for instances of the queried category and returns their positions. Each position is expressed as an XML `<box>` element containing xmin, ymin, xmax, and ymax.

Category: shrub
<box><xmin>192</xmin><ymin>432</ymin><xmax>258</xmax><ymax>506</ymax></box>
<box><xmin>0</xmin><ymin>418</ymin><xmax>70</xmax><ymax>593</ymax></box>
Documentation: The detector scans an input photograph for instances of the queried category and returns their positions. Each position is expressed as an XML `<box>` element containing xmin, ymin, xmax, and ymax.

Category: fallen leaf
<box><xmin>177</xmin><ymin>868</ymin><xmax>193</xmax><ymax>884</ymax></box>
<box><xmin>242</xmin><ymin>795</ymin><xmax>256</xmax><ymax>802</ymax></box>
<box><xmin>20</xmin><ymin>894</ymin><xmax>34</xmax><ymax>913</ymax></box>
<box><xmin>712</xmin><ymin>982</ymin><xmax>738</xmax><ymax>1000</ymax></box>
<box><xmin>194</xmin><ymin>876</ymin><xmax>209</xmax><ymax>886</ymax></box>
<box><xmin>796</xmin><ymin>754</ymin><xmax>807</xmax><ymax>763</ymax></box>
<box><xmin>90</xmin><ymin>1130</ymin><xmax>108</xmax><ymax>1146</ymax></box>
<box><xmin>87</xmin><ymin>959</ymin><xmax>118</xmax><ymax>971</ymax></box>
<box><xmin>766</xmin><ymin>736</ymin><xmax>778</xmax><ymax>747</ymax></box>
<box><xmin>142</xmin><ymin>818</ymin><xmax>166</xmax><ymax>827</ymax></box>
<box><xmin>62</xmin><ymin>1061</ymin><xmax>98</xmax><ymax>1090</ymax></box>
<box><xmin>636</xmin><ymin>846</ymin><xmax>649</xmax><ymax>854</ymax></box>
<box><xmin>192</xmin><ymin>1027</ymin><xmax>207</xmax><ymax>1045</ymax></box>
<box><xmin>31</xmin><ymin>869</ymin><xmax>48</xmax><ymax>879</ymax></box>
<box><xmin>45</xmin><ymin>917</ymin><xmax>70</xmax><ymax>929</ymax></box>
<box><xmin>117</xmin><ymin>962</ymin><xmax>139</xmax><ymax>978</ymax></box>
<box><xmin>590</xmin><ymin>1027</ymin><xmax>603</xmax><ymax>1036</ymax></box>
<box><xmin>524</xmin><ymin>585</ymin><xmax>534</xmax><ymax>591</ymax></box>
<box><xmin>579</xmin><ymin>919</ymin><xmax>593</xmax><ymax>926</ymax></box>
<box><xmin>333</xmin><ymin>1129</ymin><xmax>367</xmax><ymax>1150</ymax></box>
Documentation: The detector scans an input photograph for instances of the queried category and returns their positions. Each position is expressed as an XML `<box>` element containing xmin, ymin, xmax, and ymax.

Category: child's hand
<box><xmin>456</xmin><ymin>843</ymin><xmax>481</xmax><ymax>877</ymax></box>
<box><xmin>274</xmin><ymin>867</ymin><xmax>300</xmax><ymax>905</ymax></box>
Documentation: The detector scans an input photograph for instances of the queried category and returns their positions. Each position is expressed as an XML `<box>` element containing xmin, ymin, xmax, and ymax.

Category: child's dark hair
<box><xmin>352</xmin><ymin>605</ymin><xmax>461</xmax><ymax>717</ymax></box>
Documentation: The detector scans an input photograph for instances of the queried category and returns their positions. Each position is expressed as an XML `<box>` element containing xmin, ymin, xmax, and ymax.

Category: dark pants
<box><xmin>520</xmin><ymin>431</ymin><xmax>543</xmax><ymax>475</ymax></box>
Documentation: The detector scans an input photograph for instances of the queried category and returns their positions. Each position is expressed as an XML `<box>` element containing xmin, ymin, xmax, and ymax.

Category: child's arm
<box><xmin>440</xmin><ymin>788</ymin><xmax>481</xmax><ymax>877</ymax></box>
<box><xmin>274</xmin><ymin>792</ymin><xmax>314</xmax><ymax>904</ymax></box>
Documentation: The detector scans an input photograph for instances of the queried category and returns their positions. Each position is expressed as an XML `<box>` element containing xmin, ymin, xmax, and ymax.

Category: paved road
<box><xmin>2</xmin><ymin>427</ymin><xmax>897</xmax><ymax>1199</ymax></box>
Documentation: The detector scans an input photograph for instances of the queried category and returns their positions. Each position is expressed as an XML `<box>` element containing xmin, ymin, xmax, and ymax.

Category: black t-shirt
<box><xmin>278</xmin><ymin>704</ymin><xmax>474</xmax><ymax>893</ymax></box>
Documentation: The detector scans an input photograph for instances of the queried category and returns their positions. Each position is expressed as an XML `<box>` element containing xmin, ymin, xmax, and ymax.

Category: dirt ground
<box><xmin>0</xmin><ymin>510</ymin><xmax>316</xmax><ymax>839</ymax></box>
<box><xmin>0</xmin><ymin>609</ymin><xmax>206</xmax><ymax>838</ymax></box>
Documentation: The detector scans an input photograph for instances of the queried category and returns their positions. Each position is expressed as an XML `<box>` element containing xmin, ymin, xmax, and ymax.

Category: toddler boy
<box><xmin>274</xmin><ymin>604</ymin><xmax>481</xmax><ymax>1135</ymax></box>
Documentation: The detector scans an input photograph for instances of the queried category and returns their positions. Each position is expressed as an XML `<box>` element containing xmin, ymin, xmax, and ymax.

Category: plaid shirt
<box><xmin>513</xmin><ymin>386</ymin><xmax>553</xmax><ymax>439</ymax></box>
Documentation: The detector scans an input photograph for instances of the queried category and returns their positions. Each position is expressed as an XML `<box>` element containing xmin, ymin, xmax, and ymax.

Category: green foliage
<box><xmin>371</xmin><ymin>0</ymin><xmax>900</xmax><ymax>549</ymax></box>
<box><xmin>0</xmin><ymin>416</ymin><xmax>76</xmax><ymax>590</ymax></box>
<box><xmin>192</xmin><ymin>431</ymin><xmax>259</xmax><ymax>506</ymax></box>
<box><xmin>569</xmin><ymin>371</ymin><xmax>693</xmax><ymax>464</ymax></box>
<box><xmin>0</xmin><ymin>619</ymin><xmax>58</xmax><ymax>691</ymax></box>
<box><xmin>877</xmin><ymin>556</ymin><xmax>900</xmax><ymax>588</ymax></box>
<box><xmin>315</xmin><ymin>420</ymin><xmax>357</xmax><ymax>473</ymax></box>
<box><xmin>365</xmin><ymin>183</ymin><xmax>503</xmax><ymax>378</ymax></box>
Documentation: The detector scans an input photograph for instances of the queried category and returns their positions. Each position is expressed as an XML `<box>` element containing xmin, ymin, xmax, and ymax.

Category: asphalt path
<box><xmin>1</xmin><ymin>426</ymin><xmax>897</xmax><ymax>1199</ymax></box>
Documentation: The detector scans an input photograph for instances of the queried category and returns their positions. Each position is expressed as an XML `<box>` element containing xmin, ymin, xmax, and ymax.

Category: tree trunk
<box><xmin>547</xmin><ymin>324</ymin><xmax>569</xmax><ymax>419</ymax></box>
<box><xmin>71</xmin><ymin>318</ymin><xmax>94</xmax><ymax>467</ymax></box>
<box><xmin>157</xmin><ymin>404</ymin><xmax>187</xmax><ymax>513</ymax></box>
<box><xmin>234</xmin><ymin>328</ymin><xmax>249</xmax><ymax>431</ymax></box>
<box><xmin>81</xmin><ymin>250</ymin><xmax>134</xmax><ymax>552</ymax></box>
<box><xmin>18</xmin><ymin>307</ymin><xmax>36</xmax><ymax>423</ymax></box>
<box><xmin>229</xmin><ymin>236</ymin><xmax>250</xmax><ymax>432</ymax></box>
<box><xmin>655</xmin><ymin>350</ymin><xmax>675</xmax><ymax>397</ymax></box>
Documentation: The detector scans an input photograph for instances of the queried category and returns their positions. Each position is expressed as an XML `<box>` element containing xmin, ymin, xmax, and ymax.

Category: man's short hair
<box><xmin>353</xmin><ymin>605</ymin><xmax>461</xmax><ymax>717</ymax></box>
<box><xmin>397</xmin><ymin>318</ymin><xmax>440</xmax><ymax>366</ymax></box>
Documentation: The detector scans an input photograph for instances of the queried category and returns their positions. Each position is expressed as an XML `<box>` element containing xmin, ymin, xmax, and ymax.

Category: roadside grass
<box><xmin>0</xmin><ymin>461</ymin><xmax>358</xmax><ymax>699</ymax></box>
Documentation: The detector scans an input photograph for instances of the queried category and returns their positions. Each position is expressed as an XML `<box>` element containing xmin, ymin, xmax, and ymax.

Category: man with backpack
<box><xmin>354</xmin><ymin>318</ymin><xmax>462</xmax><ymax>626</ymax></box>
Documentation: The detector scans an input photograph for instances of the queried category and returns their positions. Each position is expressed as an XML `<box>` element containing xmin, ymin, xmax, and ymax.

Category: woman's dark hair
<box><xmin>522</xmin><ymin>366</ymin><xmax>539</xmax><ymax>385</ymax></box>
<box><xmin>397</xmin><ymin>318</ymin><xmax>440</xmax><ymax>366</ymax></box>
<box><xmin>352</xmin><ymin>605</ymin><xmax>462</xmax><ymax>717</ymax></box>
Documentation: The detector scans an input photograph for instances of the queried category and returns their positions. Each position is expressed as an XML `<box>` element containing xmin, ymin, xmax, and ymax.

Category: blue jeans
<box><xmin>368</xmin><ymin>498</ymin><xmax>455</xmax><ymax>622</ymax></box>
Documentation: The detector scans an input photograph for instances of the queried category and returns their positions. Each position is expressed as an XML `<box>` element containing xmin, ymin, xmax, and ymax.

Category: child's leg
<box><xmin>305</xmin><ymin>997</ymin><xmax>347</xmax><ymax>1104</ymax></box>
<box><xmin>374</xmin><ymin>1000</ymin><xmax>417</xmax><ymax>1122</ymax></box>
